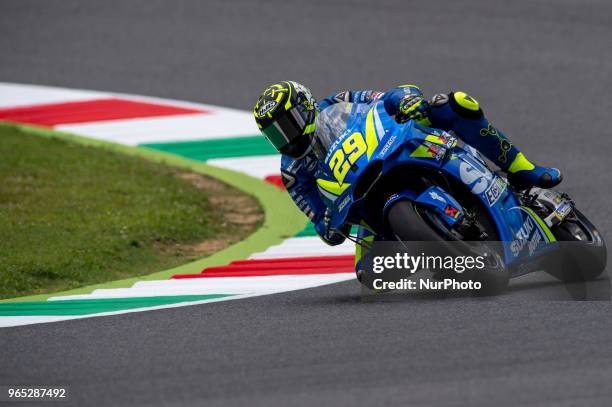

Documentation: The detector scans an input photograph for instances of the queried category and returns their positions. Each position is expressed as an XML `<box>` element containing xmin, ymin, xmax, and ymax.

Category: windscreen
<box><xmin>311</xmin><ymin>102</ymin><xmax>372</xmax><ymax>161</ymax></box>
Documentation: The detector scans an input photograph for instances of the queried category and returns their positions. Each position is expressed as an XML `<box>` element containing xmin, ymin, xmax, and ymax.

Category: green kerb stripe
<box><xmin>295</xmin><ymin>223</ymin><xmax>359</xmax><ymax>237</ymax></box>
<box><xmin>296</xmin><ymin>222</ymin><xmax>317</xmax><ymax>236</ymax></box>
<box><xmin>0</xmin><ymin>295</ymin><xmax>233</xmax><ymax>316</ymax></box>
<box><xmin>140</xmin><ymin>136</ymin><xmax>278</xmax><ymax>161</ymax></box>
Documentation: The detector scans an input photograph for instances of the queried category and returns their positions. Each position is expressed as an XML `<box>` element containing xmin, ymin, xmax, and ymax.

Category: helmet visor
<box><xmin>262</xmin><ymin>105</ymin><xmax>314</xmax><ymax>151</ymax></box>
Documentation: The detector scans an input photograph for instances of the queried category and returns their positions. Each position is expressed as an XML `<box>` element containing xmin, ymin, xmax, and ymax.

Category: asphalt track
<box><xmin>1</xmin><ymin>1</ymin><xmax>612</xmax><ymax>405</ymax></box>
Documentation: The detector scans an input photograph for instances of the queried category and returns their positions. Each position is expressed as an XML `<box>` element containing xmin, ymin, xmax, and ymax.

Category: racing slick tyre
<box><xmin>385</xmin><ymin>200</ymin><xmax>509</xmax><ymax>296</ymax></box>
<box><xmin>548</xmin><ymin>209</ymin><xmax>607</xmax><ymax>282</ymax></box>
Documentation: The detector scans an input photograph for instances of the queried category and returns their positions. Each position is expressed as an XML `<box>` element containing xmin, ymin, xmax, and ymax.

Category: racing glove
<box><xmin>316</xmin><ymin>208</ymin><xmax>349</xmax><ymax>246</ymax></box>
<box><xmin>395</xmin><ymin>94</ymin><xmax>431</xmax><ymax>124</ymax></box>
<box><xmin>383</xmin><ymin>87</ymin><xmax>431</xmax><ymax>125</ymax></box>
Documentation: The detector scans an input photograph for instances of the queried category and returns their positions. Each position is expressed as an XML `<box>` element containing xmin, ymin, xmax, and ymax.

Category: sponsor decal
<box><xmin>305</xmin><ymin>155</ymin><xmax>318</xmax><ymax>171</ymax></box>
<box><xmin>434</xmin><ymin>146</ymin><xmax>446</xmax><ymax>161</ymax></box>
<box><xmin>337</xmin><ymin>195</ymin><xmax>352</xmax><ymax>211</ymax></box>
<box><xmin>257</xmin><ymin>100</ymin><xmax>277</xmax><ymax>117</ymax></box>
<box><xmin>485</xmin><ymin>176</ymin><xmax>506</xmax><ymax>206</ymax></box>
<box><xmin>554</xmin><ymin>201</ymin><xmax>572</xmax><ymax>221</ymax></box>
<box><xmin>281</xmin><ymin>171</ymin><xmax>296</xmax><ymax>189</ymax></box>
<box><xmin>427</xmin><ymin>132</ymin><xmax>452</xmax><ymax>147</ymax></box>
<box><xmin>428</xmin><ymin>144</ymin><xmax>441</xmax><ymax>157</ymax></box>
<box><xmin>429</xmin><ymin>191</ymin><xmax>446</xmax><ymax>203</ymax></box>
<box><xmin>378</xmin><ymin>135</ymin><xmax>397</xmax><ymax>157</ymax></box>
<box><xmin>333</xmin><ymin>91</ymin><xmax>349</xmax><ymax>102</ymax></box>
<box><xmin>440</xmin><ymin>132</ymin><xmax>457</xmax><ymax>148</ymax></box>
<box><xmin>511</xmin><ymin>216</ymin><xmax>535</xmax><ymax>256</ymax></box>
<box><xmin>510</xmin><ymin>215</ymin><xmax>546</xmax><ymax>257</ymax></box>
<box><xmin>444</xmin><ymin>204</ymin><xmax>461</xmax><ymax>219</ymax></box>
<box><xmin>353</xmin><ymin>91</ymin><xmax>367</xmax><ymax>103</ymax></box>
<box><xmin>459</xmin><ymin>160</ymin><xmax>493</xmax><ymax>194</ymax></box>
<box><xmin>369</xmin><ymin>91</ymin><xmax>384</xmax><ymax>100</ymax></box>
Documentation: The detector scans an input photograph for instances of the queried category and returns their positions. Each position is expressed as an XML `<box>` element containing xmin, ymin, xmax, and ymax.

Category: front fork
<box><xmin>382</xmin><ymin>185</ymin><xmax>488</xmax><ymax>240</ymax></box>
<box><xmin>383</xmin><ymin>185</ymin><xmax>464</xmax><ymax>229</ymax></box>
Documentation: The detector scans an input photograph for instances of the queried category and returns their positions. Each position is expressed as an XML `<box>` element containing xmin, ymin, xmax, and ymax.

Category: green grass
<box><xmin>0</xmin><ymin>126</ymin><xmax>262</xmax><ymax>299</ymax></box>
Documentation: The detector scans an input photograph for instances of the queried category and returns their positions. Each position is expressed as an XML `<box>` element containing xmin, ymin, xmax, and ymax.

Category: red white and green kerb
<box><xmin>0</xmin><ymin>82</ymin><xmax>355</xmax><ymax>327</ymax></box>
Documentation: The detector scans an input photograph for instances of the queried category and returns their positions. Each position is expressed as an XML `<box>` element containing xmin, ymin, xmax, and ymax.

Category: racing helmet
<box><xmin>253</xmin><ymin>81</ymin><xmax>318</xmax><ymax>158</ymax></box>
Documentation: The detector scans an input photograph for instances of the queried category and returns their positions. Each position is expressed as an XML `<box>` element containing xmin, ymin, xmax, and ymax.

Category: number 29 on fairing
<box><xmin>328</xmin><ymin>132</ymin><xmax>367</xmax><ymax>184</ymax></box>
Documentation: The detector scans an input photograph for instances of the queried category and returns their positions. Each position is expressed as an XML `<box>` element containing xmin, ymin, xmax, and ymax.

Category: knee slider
<box><xmin>448</xmin><ymin>91</ymin><xmax>483</xmax><ymax>119</ymax></box>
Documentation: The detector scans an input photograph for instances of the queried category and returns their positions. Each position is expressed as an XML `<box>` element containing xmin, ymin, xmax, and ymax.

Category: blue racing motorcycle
<box><xmin>312</xmin><ymin>101</ymin><xmax>607</xmax><ymax>294</ymax></box>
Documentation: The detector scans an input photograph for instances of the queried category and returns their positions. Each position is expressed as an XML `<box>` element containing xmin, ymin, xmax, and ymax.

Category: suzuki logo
<box><xmin>459</xmin><ymin>161</ymin><xmax>492</xmax><ymax>194</ymax></box>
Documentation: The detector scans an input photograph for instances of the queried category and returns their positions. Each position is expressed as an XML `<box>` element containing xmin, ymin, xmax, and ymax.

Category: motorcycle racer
<box><xmin>252</xmin><ymin>81</ymin><xmax>563</xmax><ymax>260</ymax></box>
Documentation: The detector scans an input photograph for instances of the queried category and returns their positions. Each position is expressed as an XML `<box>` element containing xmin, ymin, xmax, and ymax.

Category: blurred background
<box><xmin>2</xmin><ymin>1</ymin><xmax>611</xmax><ymax>233</ymax></box>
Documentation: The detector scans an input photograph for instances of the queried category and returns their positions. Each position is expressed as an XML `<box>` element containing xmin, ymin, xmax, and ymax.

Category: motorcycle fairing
<box><xmin>315</xmin><ymin>101</ymin><xmax>558</xmax><ymax>265</ymax></box>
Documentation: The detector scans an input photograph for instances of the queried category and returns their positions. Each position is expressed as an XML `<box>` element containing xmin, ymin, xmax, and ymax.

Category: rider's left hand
<box><xmin>318</xmin><ymin>208</ymin><xmax>347</xmax><ymax>246</ymax></box>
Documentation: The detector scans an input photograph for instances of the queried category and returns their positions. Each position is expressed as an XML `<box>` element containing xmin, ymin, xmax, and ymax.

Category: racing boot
<box><xmin>505</xmin><ymin>153</ymin><xmax>563</xmax><ymax>190</ymax></box>
<box><xmin>428</xmin><ymin>91</ymin><xmax>563</xmax><ymax>190</ymax></box>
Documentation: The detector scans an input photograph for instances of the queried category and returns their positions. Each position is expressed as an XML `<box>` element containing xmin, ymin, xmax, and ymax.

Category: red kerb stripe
<box><xmin>0</xmin><ymin>98</ymin><xmax>206</xmax><ymax>126</ymax></box>
<box><xmin>264</xmin><ymin>175</ymin><xmax>285</xmax><ymax>190</ymax></box>
<box><xmin>171</xmin><ymin>255</ymin><xmax>356</xmax><ymax>279</ymax></box>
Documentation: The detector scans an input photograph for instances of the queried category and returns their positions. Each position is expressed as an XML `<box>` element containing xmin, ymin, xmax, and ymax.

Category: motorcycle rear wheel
<box><xmin>547</xmin><ymin>208</ymin><xmax>607</xmax><ymax>282</ymax></box>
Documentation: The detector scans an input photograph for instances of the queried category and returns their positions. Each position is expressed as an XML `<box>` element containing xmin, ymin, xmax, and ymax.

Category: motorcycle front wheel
<box><xmin>385</xmin><ymin>200</ymin><xmax>509</xmax><ymax>296</ymax></box>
